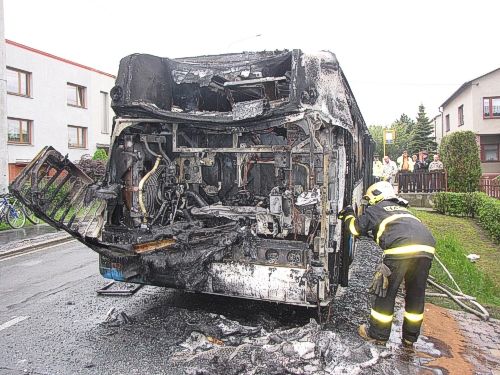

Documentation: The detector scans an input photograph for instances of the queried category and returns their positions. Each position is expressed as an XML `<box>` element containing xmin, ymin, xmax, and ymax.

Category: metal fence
<box><xmin>479</xmin><ymin>178</ymin><xmax>500</xmax><ymax>199</ymax></box>
<box><xmin>397</xmin><ymin>171</ymin><xmax>447</xmax><ymax>193</ymax></box>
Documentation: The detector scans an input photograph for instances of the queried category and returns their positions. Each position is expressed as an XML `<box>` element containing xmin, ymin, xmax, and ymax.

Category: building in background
<box><xmin>431</xmin><ymin>113</ymin><xmax>443</xmax><ymax>145</ymax></box>
<box><xmin>4</xmin><ymin>39</ymin><xmax>115</xmax><ymax>184</ymax></box>
<box><xmin>0</xmin><ymin>0</ymin><xmax>8</xmax><ymax>192</ymax></box>
<box><xmin>440</xmin><ymin>68</ymin><xmax>500</xmax><ymax>178</ymax></box>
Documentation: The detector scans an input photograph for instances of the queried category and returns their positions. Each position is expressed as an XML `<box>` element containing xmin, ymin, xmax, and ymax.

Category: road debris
<box><xmin>466</xmin><ymin>253</ymin><xmax>480</xmax><ymax>262</ymax></box>
<box><xmin>102</xmin><ymin>307</ymin><xmax>132</xmax><ymax>327</ymax></box>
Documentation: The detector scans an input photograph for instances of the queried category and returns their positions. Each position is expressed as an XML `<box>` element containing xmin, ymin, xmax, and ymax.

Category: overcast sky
<box><xmin>4</xmin><ymin>0</ymin><xmax>500</xmax><ymax>125</ymax></box>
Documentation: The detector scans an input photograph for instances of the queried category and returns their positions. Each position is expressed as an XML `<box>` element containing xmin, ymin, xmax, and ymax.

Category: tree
<box><xmin>409</xmin><ymin>104</ymin><xmax>437</xmax><ymax>154</ymax></box>
<box><xmin>387</xmin><ymin>114</ymin><xmax>414</xmax><ymax>158</ymax></box>
<box><xmin>368</xmin><ymin>125</ymin><xmax>384</xmax><ymax>157</ymax></box>
<box><xmin>439</xmin><ymin>131</ymin><xmax>481</xmax><ymax>192</ymax></box>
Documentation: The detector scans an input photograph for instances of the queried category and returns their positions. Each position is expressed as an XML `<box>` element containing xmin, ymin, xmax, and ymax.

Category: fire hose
<box><xmin>426</xmin><ymin>254</ymin><xmax>490</xmax><ymax>321</ymax></box>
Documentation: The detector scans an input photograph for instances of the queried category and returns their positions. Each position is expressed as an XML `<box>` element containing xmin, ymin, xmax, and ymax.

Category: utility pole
<box><xmin>0</xmin><ymin>0</ymin><xmax>8</xmax><ymax>193</ymax></box>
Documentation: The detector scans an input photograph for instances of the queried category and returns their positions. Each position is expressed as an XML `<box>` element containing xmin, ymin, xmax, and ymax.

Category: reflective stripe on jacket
<box><xmin>345</xmin><ymin>200</ymin><xmax>435</xmax><ymax>259</ymax></box>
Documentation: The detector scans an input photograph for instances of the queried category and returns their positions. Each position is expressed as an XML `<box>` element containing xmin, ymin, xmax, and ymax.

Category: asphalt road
<box><xmin>0</xmin><ymin>239</ymin><xmax>477</xmax><ymax>375</ymax></box>
<box><xmin>0</xmin><ymin>241</ymin><xmax>319</xmax><ymax>374</ymax></box>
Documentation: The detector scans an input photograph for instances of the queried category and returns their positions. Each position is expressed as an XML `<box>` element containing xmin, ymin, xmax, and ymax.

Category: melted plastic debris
<box><xmin>180</xmin><ymin>331</ymin><xmax>215</xmax><ymax>352</ymax></box>
<box><xmin>171</xmin><ymin>316</ymin><xmax>392</xmax><ymax>374</ymax></box>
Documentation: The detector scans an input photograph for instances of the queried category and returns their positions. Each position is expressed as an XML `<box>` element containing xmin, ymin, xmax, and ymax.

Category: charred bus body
<box><xmin>11</xmin><ymin>50</ymin><xmax>374</xmax><ymax>307</ymax></box>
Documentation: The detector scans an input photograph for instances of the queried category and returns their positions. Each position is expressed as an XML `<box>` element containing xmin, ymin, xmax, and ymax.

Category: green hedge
<box><xmin>434</xmin><ymin>192</ymin><xmax>500</xmax><ymax>243</ymax></box>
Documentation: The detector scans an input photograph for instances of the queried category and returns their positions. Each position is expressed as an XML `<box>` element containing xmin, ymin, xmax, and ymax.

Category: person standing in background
<box><xmin>428</xmin><ymin>154</ymin><xmax>444</xmax><ymax>191</ymax></box>
<box><xmin>396</xmin><ymin>150</ymin><xmax>414</xmax><ymax>192</ymax></box>
<box><xmin>410</xmin><ymin>154</ymin><xmax>420</xmax><ymax>191</ymax></box>
<box><xmin>373</xmin><ymin>154</ymin><xmax>383</xmax><ymax>182</ymax></box>
<box><xmin>397</xmin><ymin>150</ymin><xmax>414</xmax><ymax>172</ymax></box>
<box><xmin>411</xmin><ymin>154</ymin><xmax>418</xmax><ymax>168</ymax></box>
<box><xmin>382</xmin><ymin>156</ymin><xmax>398</xmax><ymax>185</ymax></box>
<box><xmin>428</xmin><ymin>154</ymin><xmax>444</xmax><ymax>172</ymax></box>
<box><xmin>414</xmin><ymin>151</ymin><xmax>429</xmax><ymax>171</ymax></box>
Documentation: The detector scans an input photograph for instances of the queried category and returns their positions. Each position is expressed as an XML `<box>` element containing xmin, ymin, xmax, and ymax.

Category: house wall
<box><xmin>442</xmin><ymin>85</ymin><xmax>473</xmax><ymax>135</ymax></box>
<box><xmin>5</xmin><ymin>41</ymin><xmax>115</xmax><ymax>181</ymax></box>
<box><xmin>431</xmin><ymin>114</ymin><xmax>443</xmax><ymax>144</ymax></box>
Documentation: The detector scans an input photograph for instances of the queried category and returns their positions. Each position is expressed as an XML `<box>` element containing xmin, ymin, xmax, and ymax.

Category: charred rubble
<box><xmin>10</xmin><ymin>49</ymin><xmax>374</xmax><ymax>306</ymax></box>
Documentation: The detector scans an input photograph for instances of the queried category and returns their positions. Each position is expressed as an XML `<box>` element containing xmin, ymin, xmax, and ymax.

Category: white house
<box><xmin>440</xmin><ymin>68</ymin><xmax>500</xmax><ymax>178</ymax></box>
<box><xmin>4</xmin><ymin>39</ymin><xmax>115</xmax><ymax>184</ymax></box>
<box><xmin>431</xmin><ymin>113</ymin><xmax>443</xmax><ymax>145</ymax></box>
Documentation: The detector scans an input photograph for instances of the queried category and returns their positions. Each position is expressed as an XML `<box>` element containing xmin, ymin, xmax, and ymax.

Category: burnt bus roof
<box><xmin>110</xmin><ymin>49</ymin><xmax>366</xmax><ymax>133</ymax></box>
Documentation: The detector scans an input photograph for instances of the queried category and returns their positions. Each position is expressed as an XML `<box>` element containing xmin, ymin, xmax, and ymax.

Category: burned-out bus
<box><xmin>11</xmin><ymin>49</ymin><xmax>374</xmax><ymax>307</ymax></box>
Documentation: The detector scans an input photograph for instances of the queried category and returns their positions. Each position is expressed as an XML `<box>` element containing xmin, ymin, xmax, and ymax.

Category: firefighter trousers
<box><xmin>368</xmin><ymin>256</ymin><xmax>432</xmax><ymax>342</ymax></box>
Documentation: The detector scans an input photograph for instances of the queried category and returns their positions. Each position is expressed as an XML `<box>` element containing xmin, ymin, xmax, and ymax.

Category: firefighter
<box><xmin>338</xmin><ymin>181</ymin><xmax>435</xmax><ymax>347</ymax></box>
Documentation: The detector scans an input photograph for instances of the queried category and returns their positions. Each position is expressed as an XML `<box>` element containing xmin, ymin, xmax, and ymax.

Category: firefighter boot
<box><xmin>402</xmin><ymin>338</ymin><xmax>414</xmax><ymax>348</ymax></box>
<box><xmin>358</xmin><ymin>324</ymin><xmax>387</xmax><ymax>345</ymax></box>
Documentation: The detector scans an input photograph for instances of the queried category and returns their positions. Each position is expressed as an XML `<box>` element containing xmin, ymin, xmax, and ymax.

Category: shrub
<box><xmin>475</xmin><ymin>194</ymin><xmax>500</xmax><ymax>244</ymax></box>
<box><xmin>439</xmin><ymin>131</ymin><xmax>482</xmax><ymax>192</ymax></box>
<box><xmin>434</xmin><ymin>192</ymin><xmax>500</xmax><ymax>243</ymax></box>
<box><xmin>434</xmin><ymin>192</ymin><xmax>480</xmax><ymax>217</ymax></box>
<box><xmin>93</xmin><ymin>149</ymin><xmax>108</xmax><ymax>161</ymax></box>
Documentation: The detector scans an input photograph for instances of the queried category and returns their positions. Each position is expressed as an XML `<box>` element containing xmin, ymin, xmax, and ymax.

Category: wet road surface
<box><xmin>0</xmin><ymin>225</ymin><xmax>57</xmax><ymax>246</ymax></box>
<box><xmin>0</xmin><ymin>239</ymin><xmax>493</xmax><ymax>374</ymax></box>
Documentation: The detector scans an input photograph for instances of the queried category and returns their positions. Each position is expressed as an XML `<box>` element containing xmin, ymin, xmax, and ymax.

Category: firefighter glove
<box><xmin>338</xmin><ymin>205</ymin><xmax>354</xmax><ymax>221</ymax></box>
<box><xmin>369</xmin><ymin>263</ymin><xmax>392</xmax><ymax>298</ymax></box>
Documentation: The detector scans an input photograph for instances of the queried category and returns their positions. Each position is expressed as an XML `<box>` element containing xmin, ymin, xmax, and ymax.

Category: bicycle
<box><xmin>23</xmin><ymin>204</ymin><xmax>41</xmax><ymax>225</ymax></box>
<box><xmin>0</xmin><ymin>193</ymin><xmax>26</xmax><ymax>229</ymax></box>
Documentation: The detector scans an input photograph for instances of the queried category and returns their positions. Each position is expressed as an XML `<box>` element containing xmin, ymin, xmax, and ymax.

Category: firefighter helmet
<box><xmin>364</xmin><ymin>181</ymin><xmax>397</xmax><ymax>205</ymax></box>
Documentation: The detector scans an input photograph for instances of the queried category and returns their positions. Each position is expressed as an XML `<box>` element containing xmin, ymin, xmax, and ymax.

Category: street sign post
<box><xmin>383</xmin><ymin>129</ymin><xmax>395</xmax><ymax>157</ymax></box>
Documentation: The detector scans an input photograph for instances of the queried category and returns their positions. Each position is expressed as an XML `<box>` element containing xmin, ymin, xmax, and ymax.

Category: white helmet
<box><xmin>364</xmin><ymin>181</ymin><xmax>397</xmax><ymax>205</ymax></box>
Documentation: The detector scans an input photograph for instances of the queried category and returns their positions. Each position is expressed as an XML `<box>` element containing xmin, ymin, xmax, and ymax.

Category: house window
<box><xmin>483</xmin><ymin>97</ymin><xmax>500</xmax><ymax>119</ymax></box>
<box><xmin>6</xmin><ymin>67</ymin><xmax>31</xmax><ymax>97</ymax></box>
<box><xmin>100</xmin><ymin>91</ymin><xmax>109</xmax><ymax>134</ymax></box>
<box><xmin>67</xmin><ymin>83</ymin><xmax>86</xmax><ymax>108</ymax></box>
<box><xmin>445</xmin><ymin>114</ymin><xmax>450</xmax><ymax>132</ymax></box>
<box><xmin>458</xmin><ymin>105</ymin><xmax>464</xmax><ymax>126</ymax></box>
<box><xmin>7</xmin><ymin>118</ymin><xmax>32</xmax><ymax>144</ymax></box>
<box><xmin>68</xmin><ymin>126</ymin><xmax>87</xmax><ymax>148</ymax></box>
<box><xmin>481</xmin><ymin>144</ymin><xmax>499</xmax><ymax>161</ymax></box>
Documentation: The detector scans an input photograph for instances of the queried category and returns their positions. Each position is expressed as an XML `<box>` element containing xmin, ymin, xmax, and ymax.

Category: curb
<box><xmin>0</xmin><ymin>234</ymin><xmax>75</xmax><ymax>260</ymax></box>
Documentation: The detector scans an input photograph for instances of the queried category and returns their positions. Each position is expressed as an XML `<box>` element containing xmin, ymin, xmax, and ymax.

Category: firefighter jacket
<box><xmin>344</xmin><ymin>200</ymin><xmax>436</xmax><ymax>259</ymax></box>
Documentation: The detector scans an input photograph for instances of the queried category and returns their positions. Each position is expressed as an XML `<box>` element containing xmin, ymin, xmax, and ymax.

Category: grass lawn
<box><xmin>0</xmin><ymin>220</ymin><xmax>36</xmax><ymax>231</ymax></box>
<box><xmin>412</xmin><ymin>209</ymin><xmax>500</xmax><ymax>318</ymax></box>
